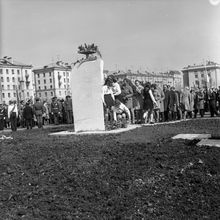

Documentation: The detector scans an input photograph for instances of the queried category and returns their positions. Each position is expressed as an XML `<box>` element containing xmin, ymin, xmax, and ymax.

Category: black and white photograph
<box><xmin>0</xmin><ymin>0</ymin><xmax>220</xmax><ymax>219</ymax></box>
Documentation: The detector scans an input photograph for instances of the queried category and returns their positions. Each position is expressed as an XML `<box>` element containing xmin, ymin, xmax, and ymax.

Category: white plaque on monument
<box><xmin>71</xmin><ymin>51</ymin><xmax>105</xmax><ymax>132</ymax></box>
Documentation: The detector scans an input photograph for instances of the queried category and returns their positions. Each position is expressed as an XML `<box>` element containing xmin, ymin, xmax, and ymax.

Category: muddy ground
<box><xmin>0</xmin><ymin>118</ymin><xmax>220</xmax><ymax>219</ymax></box>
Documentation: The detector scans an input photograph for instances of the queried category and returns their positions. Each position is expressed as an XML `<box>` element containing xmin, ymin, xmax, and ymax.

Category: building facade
<box><xmin>33</xmin><ymin>61</ymin><xmax>72</xmax><ymax>101</ymax></box>
<box><xmin>0</xmin><ymin>56</ymin><xmax>34</xmax><ymax>104</ymax></box>
<box><xmin>104</xmin><ymin>70</ymin><xmax>183</xmax><ymax>90</ymax></box>
<box><xmin>182</xmin><ymin>61</ymin><xmax>220</xmax><ymax>89</ymax></box>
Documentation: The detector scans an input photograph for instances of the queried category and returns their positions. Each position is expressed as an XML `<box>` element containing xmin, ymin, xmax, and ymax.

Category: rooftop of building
<box><xmin>182</xmin><ymin>61</ymin><xmax>220</xmax><ymax>71</ymax></box>
<box><xmin>0</xmin><ymin>56</ymin><xmax>32</xmax><ymax>68</ymax></box>
<box><xmin>33</xmin><ymin>61</ymin><xmax>72</xmax><ymax>72</ymax></box>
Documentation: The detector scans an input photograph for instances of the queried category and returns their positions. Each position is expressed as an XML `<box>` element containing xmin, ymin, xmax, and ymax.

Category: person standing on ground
<box><xmin>51</xmin><ymin>97</ymin><xmax>62</xmax><ymax>125</ymax></box>
<box><xmin>23</xmin><ymin>102</ymin><xmax>34</xmax><ymax>129</ymax></box>
<box><xmin>0</xmin><ymin>104</ymin><xmax>4</xmax><ymax>130</ymax></box>
<box><xmin>180</xmin><ymin>87</ymin><xmax>191</xmax><ymax>120</ymax></box>
<box><xmin>197</xmin><ymin>88</ymin><xmax>205</xmax><ymax>117</ymax></box>
<box><xmin>7</xmin><ymin>100</ymin><xmax>18</xmax><ymax>131</ymax></box>
<box><xmin>33</xmin><ymin>98</ymin><xmax>44</xmax><ymax>128</ymax></box>
<box><xmin>143</xmin><ymin>82</ymin><xmax>157</xmax><ymax>124</ymax></box>
<box><xmin>163</xmin><ymin>85</ymin><xmax>170</xmax><ymax>121</ymax></box>
<box><xmin>64</xmin><ymin>95</ymin><xmax>73</xmax><ymax>124</ymax></box>
<box><xmin>208</xmin><ymin>87</ymin><xmax>219</xmax><ymax>117</ymax></box>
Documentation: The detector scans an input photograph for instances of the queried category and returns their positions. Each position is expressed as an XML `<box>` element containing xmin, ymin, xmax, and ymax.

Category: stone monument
<box><xmin>71</xmin><ymin>44</ymin><xmax>105</xmax><ymax>132</ymax></box>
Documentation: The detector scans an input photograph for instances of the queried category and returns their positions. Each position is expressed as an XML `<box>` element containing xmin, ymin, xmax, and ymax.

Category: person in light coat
<box><xmin>8</xmin><ymin>100</ymin><xmax>19</xmax><ymax>131</ymax></box>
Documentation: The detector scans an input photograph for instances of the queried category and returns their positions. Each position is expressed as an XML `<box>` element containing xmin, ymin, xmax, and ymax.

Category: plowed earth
<box><xmin>0</xmin><ymin>119</ymin><xmax>220</xmax><ymax>219</ymax></box>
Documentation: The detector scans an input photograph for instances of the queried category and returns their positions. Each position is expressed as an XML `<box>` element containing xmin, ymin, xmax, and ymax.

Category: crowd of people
<box><xmin>0</xmin><ymin>75</ymin><xmax>220</xmax><ymax>131</ymax></box>
<box><xmin>0</xmin><ymin>95</ymin><xmax>73</xmax><ymax>131</ymax></box>
<box><xmin>102</xmin><ymin>75</ymin><xmax>220</xmax><ymax>127</ymax></box>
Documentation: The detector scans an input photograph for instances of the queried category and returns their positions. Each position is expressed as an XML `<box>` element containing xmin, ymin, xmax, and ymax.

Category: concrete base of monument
<box><xmin>197</xmin><ymin>139</ymin><xmax>220</xmax><ymax>148</ymax></box>
<box><xmin>49</xmin><ymin>124</ymin><xmax>142</xmax><ymax>136</ymax></box>
<box><xmin>172</xmin><ymin>134</ymin><xmax>211</xmax><ymax>140</ymax></box>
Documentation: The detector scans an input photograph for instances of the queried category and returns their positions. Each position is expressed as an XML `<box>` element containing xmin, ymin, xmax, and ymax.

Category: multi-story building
<box><xmin>0</xmin><ymin>56</ymin><xmax>34</xmax><ymax>104</ymax></box>
<box><xmin>104</xmin><ymin>70</ymin><xmax>183</xmax><ymax>90</ymax></box>
<box><xmin>33</xmin><ymin>61</ymin><xmax>72</xmax><ymax>101</ymax></box>
<box><xmin>182</xmin><ymin>61</ymin><xmax>220</xmax><ymax>89</ymax></box>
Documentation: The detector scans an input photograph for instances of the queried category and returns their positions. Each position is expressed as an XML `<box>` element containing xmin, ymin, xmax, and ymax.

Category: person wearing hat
<box><xmin>33</xmin><ymin>98</ymin><xmax>45</xmax><ymax>128</ymax></box>
<box><xmin>23</xmin><ymin>102</ymin><xmax>34</xmax><ymax>129</ymax></box>
<box><xmin>51</xmin><ymin>97</ymin><xmax>62</xmax><ymax>125</ymax></box>
<box><xmin>8</xmin><ymin>100</ymin><xmax>18</xmax><ymax>131</ymax></box>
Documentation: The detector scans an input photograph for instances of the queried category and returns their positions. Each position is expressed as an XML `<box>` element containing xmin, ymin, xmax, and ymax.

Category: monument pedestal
<box><xmin>71</xmin><ymin>58</ymin><xmax>105</xmax><ymax>132</ymax></box>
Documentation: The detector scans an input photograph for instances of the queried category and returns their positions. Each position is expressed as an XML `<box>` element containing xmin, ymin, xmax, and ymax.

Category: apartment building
<box><xmin>0</xmin><ymin>56</ymin><xmax>34</xmax><ymax>104</ymax></box>
<box><xmin>33</xmin><ymin>61</ymin><xmax>72</xmax><ymax>101</ymax></box>
<box><xmin>182</xmin><ymin>61</ymin><xmax>220</xmax><ymax>89</ymax></box>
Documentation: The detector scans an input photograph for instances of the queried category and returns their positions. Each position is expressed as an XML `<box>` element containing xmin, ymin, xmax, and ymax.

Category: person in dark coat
<box><xmin>169</xmin><ymin>87</ymin><xmax>178</xmax><ymax>121</ymax></box>
<box><xmin>33</xmin><ymin>98</ymin><xmax>44</xmax><ymax>128</ymax></box>
<box><xmin>163</xmin><ymin>84</ymin><xmax>170</xmax><ymax>121</ymax></box>
<box><xmin>23</xmin><ymin>102</ymin><xmax>34</xmax><ymax>129</ymax></box>
<box><xmin>0</xmin><ymin>104</ymin><xmax>4</xmax><ymax>130</ymax></box>
<box><xmin>64</xmin><ymin>95</ymin><xmax>73</xmax><ymax>124</ymax></box>
<box><xmin>51</xmin><ymin>97</ymin><xmax>62</xmax><ymax>125</ymax></box>
<box><xmin>208</xmin><ymin>88</ymin><xmax>219</xmax><ymax>117</ymax></box>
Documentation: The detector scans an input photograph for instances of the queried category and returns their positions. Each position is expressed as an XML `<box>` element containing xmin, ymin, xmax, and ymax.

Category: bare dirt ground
<box><xmin>0</xmin><ymin>118</ymin><xmax>220</xmax><ymax>219</ymax></box>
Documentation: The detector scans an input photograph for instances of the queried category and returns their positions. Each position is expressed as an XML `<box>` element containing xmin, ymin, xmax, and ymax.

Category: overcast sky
<box><xmin>1</xmin><ymin>0</ymin><xmax>220</xmax><ymax>71</ymax></box>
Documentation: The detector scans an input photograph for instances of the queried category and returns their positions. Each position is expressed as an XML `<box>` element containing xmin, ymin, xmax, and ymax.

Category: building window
<box><xmin>14</xmin><ymin>93</ymin><xmax>16</xmax><ymax>97</ymax></box>
<box><xmin>51</xmin><ymin>91</ymin><xmax>53</xmax><ymax>96</ymax></box>
<box><xmin>38</xmin><ymin>86</ymin><xmax>41</xmax><ymax>90</ymax></box>
<box><xmin>8</xmin><ymin>93</ymin><xmax>10</xmax><ymax>98</ymax></box>
<box><xmin>50</xmin><ymin>85</ymin><xmax>53</xmax><ymax>89</ymax></box>
<box><xmin>50</xmin><ymin>79</ymin><xmax>52</xmax><ymax>83</ymax></box>
<box><xmin>59</xmin><ymin>91</ymin><xmax>61</xmax><ymax>96</ymax></box>
<box><xmin>39</xmin><ymin>93</ymin><xmax>41</xmax><ymax>97</ymax></box>
<box><xmin>64</xmin><ymin>78</ymin><xmax>66</xmax><ymax>82</ymax></box>
<box><xmin>17</xmin><ymin>69</ymin><xmax>20</xmax><ymax>74</ymax></box>
<box><xmin>25</xmin><ymin>70</ymin><xmax>27</xmax><ymax>74</ymax></box>
<box><xmin>195</xmin><ymin>74</ymin><xmax>198</xmax><ymax>78</ymax></box>
<box><xmin>12</xmin><ymin>77</ymin><xmax>15</xmax><ymax>82</ymax></box>
<box><xmin>44</xmin><ymin>86</ymin><xmax>47</xmax><ymax>90</ymax></box>
<box><xmin>6</xmin><ymin>69</ymin><xmax>9</xmax><ymax>74</ymax></box>
<box><xmin>195</xmin><ymin>80</ymin><xmax>199</xmax><ymax>85</ymax></box>
<box><xmin>63</xmin><ymin>72</ymin><xmax>65</xmax><ymax>76</ymax></box>
<box><xmin>27</xmin><ymin>92</ymin><xmax>29</xmax><ymax>97</ymax></box>
<box><xmin>18</xmin><ymin>77</ymin><xmax>20</xmax><ymax>82</ymax></box>
<box><xmin>2</xmin><ymin>85</ymin><xmax>4</xmax><ymax>89</ymax></box>
<box><xmin>201</xmin><ymin>73</ymin><xmax>204</xmax><ymax>78</ymax></box>
<box><xmin>7</xmin><ymin>77</ymin><xmax>9</xmax><ymax>82</ymax></box>
<box><xmin>38</xmin><ymin>74</ymin><xmax>40</xmax><ymax>78</ymax></box>
<box><xmin>67</xmin><ymin>72</ymin><xmax>69</xmax><ymax>77</ymax></box>
<box><xmin>38</xmin><ymin>80</ymin><xmax>40</xmax><ymax>84</ymax></box>
<box><xmin>13</xmin><ymin>85</ymin><xmax>16</xmax><ymax>90</ymax></box>
<box><xmin>45</xmin><ymin>92</ymin><xmax>47</xmax><ymax>97</ymax></box>
<box><xmin>0</xmin><ymin>69</ymin><xmax>2</xmax><ymax>74</ymax></box>
<box><xmin>2</xmin><ymin>93</ymin><xmax>5</xmax><ymax>98</ymax></box>
<box><xmin>43</xmin><ymin>73</ymin><xmax>45</xmax><ymax>77</ymax></box>
<box><xmin>49</xmin><ymin>72</ymin><xmax>51</xmax><ymax>77</ymax></box>
<box><xmin>64</xmin><ymin>85</ymin><xmax>66</xmax><ymax>89</ymax></box>
<box><xmin>7</xmin><ymin>85</ymin><xmax>10</xmax><ymax>90</ymax></box>
<box><xmin>1</xmin><ymin>77</ymin><xmax>3</xmax><ymax>82</ymax></box>
<box><xmin>44</xmin><ymin>79</ymin><xmax>46</xmax><ymax>84</ymax></box>
<box><xmin>12</xmin><ymin>69</ymin><xmax>14</xmax><ymax>74</ymax></box>
<box><xmin>201</xmin><ymin>80</ymin><xmax>206</xmax><ymax>85</ymax></box>
<box><xmin>67</xmin><ymin>78</ymin><xmax>69</xmax><ymax>83</ymax></box>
